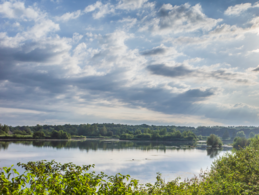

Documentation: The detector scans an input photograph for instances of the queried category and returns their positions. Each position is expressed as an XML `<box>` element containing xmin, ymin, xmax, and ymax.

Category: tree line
<box><xmin>1</xmin><ymin>123</ymin><xmax>259</xmax><ymax>140</ymax></box>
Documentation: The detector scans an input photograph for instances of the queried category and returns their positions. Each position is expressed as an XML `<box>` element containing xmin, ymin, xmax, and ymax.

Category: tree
<box><xmin>233</xmin><ymin>137</ymin><xmax>250</xmax><ymax>149</ymax></box>
<box><xmin>35</xmin><ymin>124</ymin><xmax>42</xmax><ymax>131</ymax></box>
<box><xmin>33</xmin><ymin>131</ymin><xmax>45</xmax><ymax>139</ymax></box>
<box><xmin>3</xmin><ymin>125</ymin><xmax>9</xmax><ymax>134</ymax></box>
<box><xmin>249</xmin><ymin>132</ymin><xmax>255</xmax><ymax>138</ymax></box>
<box><xmin>24</xmin><ymin>127</ymin><xmax>32</xmax><ymax>135</ymax></box>
<box><xmin>173</xmin><ymin>130</ymin><xmax>182</xmax><ymax>138</ymax></box>
<box><xmin>51</xmin><ymin>130</ymin><xmax>70</xmax><ymax>139</ymax></box>
<box><xmin>107</xmin><ymin>131</ymin><xmax>113</xmax><ymax>136</ymax></box>
<box><xmin>59</xmin><ymin>130</ymin><xmax>70</xmax><ymax>139</ymax></box>
<box><xmin>134</xmin><ymin>129</ymin><xmax>142</xmax><ymax>135</ymax></box>
<box><xmin>13</xmin><ymin>130</ymin><xmax>24</xmax><ymax>135</ymax></box>
<box><xmin>99</xmin><ymin>126</ymin><xmax>107</xmax><ymax>136</ymax></box>
<box><xmin>222</xmin><ymin>130</ymin><xmax>230</xmax><ymax>140</ymax></box>
<box><xmin>207</xmin><ymin>134</ymin><xmax>223</xmax><ymax>147</ymax></box>
<box><xmin>152</xmin><ymin>132</ymin><xmax>160</xmax><ymax>139</ymax></box>
<box><xmin>159</xmin><ymin>128</ymin><xmax>167</xmax><ymax>136</ymax></box>
<box><xmin>51</xmin><ymin>130</ymin><xmax>60</xmax><ymax>139</ymax></box>
<box><xmin>236</xmin><ymin>131</ymin><xmax>246</xmax><ymax>138</ymax></box>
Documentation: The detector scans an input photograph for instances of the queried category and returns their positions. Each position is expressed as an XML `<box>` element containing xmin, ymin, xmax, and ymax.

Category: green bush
<box><xmin>236</xmin><ymin>131</ymin><xmax>246</xmax><ymax>138</ymax></box>
<box><xmin>207</xmin><ymin>134</ymin><xmax>223</xmax><ymax>147</ymax></box>
<box><xmin>233</xmin><ymin>137</ymin><xmax>250</xmax><ymax>149</ymax></box>
<box><xmin>33</xmin><ymin>131</ymin><xmax>45</xmax><ymax>139</ymax></box>
<box><xmin>120</xmin><ymin>133</ymin><xmax>134</xmax><ymax>140</ymax></box>
<box><xmin>135</xmin><ymin>133</ymin><xmax>151</xmax><ymax>139</ymax></box>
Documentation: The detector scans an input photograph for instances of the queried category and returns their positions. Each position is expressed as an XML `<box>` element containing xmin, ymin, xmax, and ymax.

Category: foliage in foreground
<box><xmin>2</xmin><ymin>137</ymin><xmax>259</xmax><ymax>194</ymax></box>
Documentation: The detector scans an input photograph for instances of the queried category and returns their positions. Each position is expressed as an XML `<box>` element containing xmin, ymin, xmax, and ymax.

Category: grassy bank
<box><xmin>1</xmin><ymin>137</ymin><xmax>259</xmax><ymax>194</ymax></box>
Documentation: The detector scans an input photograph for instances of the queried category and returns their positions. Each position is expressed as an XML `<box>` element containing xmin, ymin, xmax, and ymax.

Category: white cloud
<box><xmin>56</xmin><ymin>10</ymin><xmax>81</xmax><ymax>22</ymax></box>
<box><xmin>29</xmin><ymin>20</ymin><xmax>59</xmax><ymax>38</ymax></box>
<box><xmin>0</xmin><ymin>1</ymin><xmax>42</xmax><ymax>21</ymax></box>
<box><xmin>84</xmin><ymin>1</ymin><xmax>114</xmax><ymax>19</ymax></box>
<box><xmin>172</xmin><ymin>17</ymin><xmax>259</xmax><ymax>46</ymax></box>
<box><xmin>224</xmin><ymin>3</ymin><xmax>252</xmax><ymax>15</ymax></box>
<box><xmin>140</xmin><ymin>3</ymin><xmax>222</xmax><ymax>35</ymax></box>
<box><xmin>116</xmin><ymin>0</ymin><xmax>153</xmax><ymax>10</ymax></box>
<box><xmin>118</xmin><ymin>17</ymin><xmax>137</xmax><ymax>29</ymax></box>
<box><xmin>72</xmin><ymin>32</ymin><xmax>83</xmax><ymax>43</ymax></box>
<box><xmin>84</xmin><ymin>1</ymin><xmax>102</xmax><ymax>13</ymax></box>
<box><xmin>224</xmin><ymin>2</ymin><xmax>259</xmax><ymax>15</ymax></box>
<box><xmin>250</xmin><ymin>49</ymin><xmax>259</xmax><ymax>53</ymax></box>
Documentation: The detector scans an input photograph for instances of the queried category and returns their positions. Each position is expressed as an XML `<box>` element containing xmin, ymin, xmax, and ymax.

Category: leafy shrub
<box><xmin>107</xmin><ymin>131</ymin><xmax>113</xmax><ymax>136</ymax></box>
<box><xmin>207</xmin><ymin>134</ymin><xmax>222</xmax><ymax>147</ymax></box>
<box><xmin>249</xmin><ymin>132</ymin><xmax>255</xmax><ymax>138</ymax></box>
<box><xmin>51</xmin><ymin>130</ymin><xmax>70</xmax><ymax>139</ymax></box>
<box><xmin>135</xmin><ymin>133</ymin><xmax>151</xmax><ymax>139</ymax></box>
<box><xmin>0</xmin><ymin>130</ymin><xmax>6</xmax><ymax>135</ymax></box>
<box><xmin>233</xmin><ymin>137</ymin><xmax>250</xmax><ymax>149</ymax></box>
<box><xmin>120</xmin><ymin>133</ymin><xmax>134</xmax><ymax>140</ymax></box>
<box><xmin>33</xmin><ymin>131</ymin><xmax>45</xmax><ymax>139</ymax></box>
<box><xmin>236</xmin><ymin>131</ymin><xmax>246</xmax><ymax>138</ymax></box>
<box><xmin>13</xmin><ymin>130</ymin><xmax>25</xmax><ymax>135</ymax></box>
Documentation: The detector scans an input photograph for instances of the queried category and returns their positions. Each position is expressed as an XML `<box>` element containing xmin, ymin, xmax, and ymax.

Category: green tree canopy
<box><xmin>236</xmin><ymin>131</ymin><xmax>246</xmax><ymax>138</ymax></box>
<box><xmin>233</xmin><ymin>137</ymin><xmax>250</xmax><ymax>149</ymax></box>
<box><xmin>2</xmin><ymin>125</ymin><xmax>9</xmax><ymax>134</ymax></box>
<box><xmin>99</xmin><ymin>125</ymin><xmax>107</xmax><ymax>136</ymax></box>
<box><xmin>249</xmin><ymin>132</ymin><xmax>255</xmax><ymax>138</ymax></box>
<box><xmin>33</xmin><ymin>131</ymin><xmax>45</xmax><ymax>139</ymax></box>
<box><xmin>159</xmin><ymin>128</ymin><xmax>167</xmax><ymax>136</ymax></box>
<box><xmin>222</xmin><ymin>130</ymin><xmax>230</xmax><ymax>140</ymax></box>
<box><xmin>24</xmin><ymin>127</ymin><xmax>32</xmax><ymax>135</ymax></box>
<box><xmin>207</xmin><ymin>134</ymin><xmax>223</xmax><ymax>147</ymax></box>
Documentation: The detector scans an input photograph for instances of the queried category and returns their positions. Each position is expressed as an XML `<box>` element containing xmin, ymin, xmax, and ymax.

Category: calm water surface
<box><xmin>0</xmin><ymin>139</ymin><xmax>231</xmax><ymax>183</ymax></box>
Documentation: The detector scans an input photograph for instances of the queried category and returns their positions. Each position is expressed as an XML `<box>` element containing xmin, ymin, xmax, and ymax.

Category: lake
<box><xmin>0</xmin><ymin>139</ymin><xmax>231</xmax><ymax>184</ymax></box>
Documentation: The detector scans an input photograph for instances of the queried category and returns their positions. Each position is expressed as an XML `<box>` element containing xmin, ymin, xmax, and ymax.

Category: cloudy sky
<box><xmin>1</xmin><ymin>0</ymin><xmax>259</xmax><ymax>126</ymax></box>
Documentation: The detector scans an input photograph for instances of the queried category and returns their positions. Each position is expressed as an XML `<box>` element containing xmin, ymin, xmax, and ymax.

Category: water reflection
<box><xmin>0</xmin><ymin>139</ymin><xmax>232</xmax><ymax>183</ymax></box>
<box><xmin>0</xmin><ymin>139</ymin><xmax>198</xmax><ymax>151</ymax></box>
<box><xmin>0</xmin><ymin>140</ymin><xmax>230</xmax><ymax>159</ymax></box>
<box><xmin>207</xmin><ymin>148</ymin><xmax>221</xmax><ymax>158</ymax></box>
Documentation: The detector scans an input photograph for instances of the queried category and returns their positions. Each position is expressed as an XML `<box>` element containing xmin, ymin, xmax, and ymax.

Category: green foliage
<box><xmin>99</xmin><ymin>125</ymin><xmax>107</xmax><ymax>136</ymax></box>
<box><xmin>249</xmin><ymin>132</ymin><xmax>255</xmax><ymax>138</ymax></box>
<box><xmin>5</xmin><ymin>123</ymin><xmax>259</xmax><ymax>141</ymax></box>
<box><xmin>120</xmin><ymin>133</ymin><xmax>134</xmax><ymax>140</ymax></box>
<box><xmin>71</xmin><ymin>135</ymin><xmax>86</xmax><ymax>139</ymax></box>
<box><xmin>0</xmin><ymin>130</ymin><xmax>6</xmax><ymax>135</ymax></box>
<box><xmin>233</xmin><ymin>137</ymin><xmax>250</xmax><ymax>149</ymax></box>
<box><xmin>222</xmin><ymin>129</ymin><xmax>230</xmax><ymax>140</ymax></box>
<box><xmin>207</xmin><ymin>134</ymin><xmax>222</xmax><ymax>147</ymax></box>
<box><xmin>24</xmin><ymin>127</ymin><xmax>32</xmax><ymax>135</ymax></box>
<box><xmin>50</xmin><ymin>130</ymin><xmax>70</xmax><ymax>139</ymax></box>
<box><xmin>13</xmin><ymin>130</ymin><xmax>25</xmax><ymax>135</ymax></box>
<box><xmin>107</xmin><ymin>131</ymin><xmax>113</xmax><ymax>136</ymax></box>
<box><xmin>33</xmin><ymin>131</ymin><xmax>45</xmax><ymax>139</ymax></box>
<box><xmin>159</xmin><ymin>128</ymin><xmax>167</xmax><ymax>135</ymax></box>
<box><xmin>2</xmin><ymin>125</ymin><xmax>9</xmax><ymax>134</ymax></box>
<box><xmin>134</xmin><ymin>129</ymin><xmax>142</xmax><ymax>135</ymax></box>
<box><xmin>135</xmin><ymin>133</ymin><xmax>152</xmax><ymax>139</ymax></box>
<box><xmin>3</xmin><ymin>137</ymin><xmax>259</xmax><ymax>194</ymax></box>
<box><xmin>236</xmin><ymin>130</ymin><xmax>246</xmax><ymax>138</ymax></box>
<box><xmin>119</xmin><ymin>130</ymin><xmax>196</xmax><ymax>141</ymax></box>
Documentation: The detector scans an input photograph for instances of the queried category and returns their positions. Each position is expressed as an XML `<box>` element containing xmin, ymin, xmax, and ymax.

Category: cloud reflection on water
<box><xmin>0</xmin><ymin>139</ymin><xmax>230</xmax><ymax>183</ymax></box>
